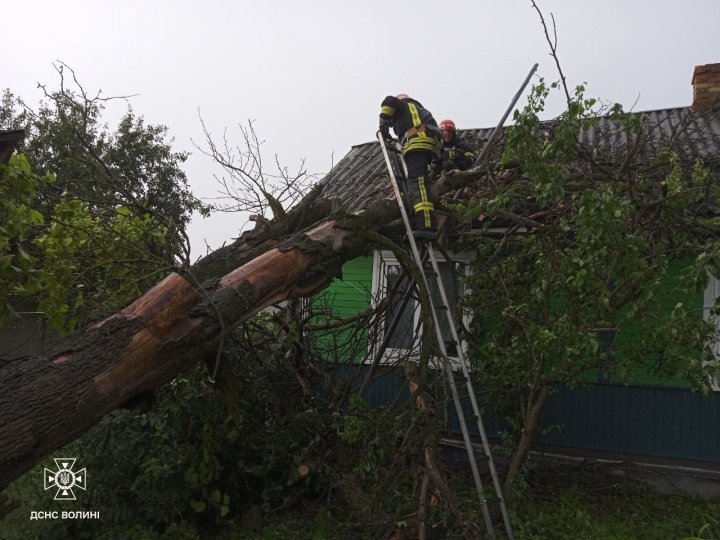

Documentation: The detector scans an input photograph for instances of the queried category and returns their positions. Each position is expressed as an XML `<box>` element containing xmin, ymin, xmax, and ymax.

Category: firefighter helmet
<box><xmin>439</xmin><ymin>119</ymin><xmax>457</xmax><ymax>134</ymax></box>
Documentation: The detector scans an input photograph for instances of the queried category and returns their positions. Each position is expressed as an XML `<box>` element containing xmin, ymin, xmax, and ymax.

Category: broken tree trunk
<box><xmin>0</xmin><ymin>157</ymin><xmax>473</xmax><ymax>491</ymax></box>
<box><xmin>0</xmin><ymin>214</ymin><xmax>399</xmax><ymax>491</ymax></box>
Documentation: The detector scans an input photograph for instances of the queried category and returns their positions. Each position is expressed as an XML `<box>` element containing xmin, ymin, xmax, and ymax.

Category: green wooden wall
<box><xmin>310</xmin><ymin>257</ymin><xmax>373</xmax><ymax>363</ymax></box>
<box><xmin>590</xmin><ymin>259</ymin><xmax>704</xmax><ymax>387</ymax></box>
<box><xmin>314</xmin><ymin>254</ymin><xmax>719</xmax><ymax>463</ymax></box>
<box><xmin>317</xmin><ymin>256</ymin><xmax>707</xmax><ymax>386</ymax></box>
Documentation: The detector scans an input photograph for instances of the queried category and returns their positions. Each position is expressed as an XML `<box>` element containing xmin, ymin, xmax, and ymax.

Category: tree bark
<box><xmin>0</xmin><ymin>215</ymin><xmax>395</xmax><ymax>491</ymax></box>
<box><xmin>502</xmin><ymin>383</ymin><xmax>550</xmax><ymax>503</ymax></box>
<box><xmin>404</xmin><ymin>361</ymin><xmax>468</xmax><ymax>533</ymax></box>
<box><xmin>0</xmin><ymin>162</ymin><xmax>458</xmax><ymax>491</ymax></box>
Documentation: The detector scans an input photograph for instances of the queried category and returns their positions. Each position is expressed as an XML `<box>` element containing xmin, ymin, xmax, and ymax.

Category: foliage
<box><xmin>2</xmin><ymin>325</ymin><xmax>345</xmax><ymax>538</ymax></box>
<box><xmin>2</xmin><ymin>78</ymin><xmax>209</xmax><ymax>233</ymax></box>
<box><xmin>4</xmin><ymin>63</ymin><xmax>720</xmax><ymax>537</ymax></box>
<box><xmin>204</xmin><ymin>474</ymin><xmax>720</xmax><ymax>540</ymax></box>
<box><xmin>0</xmin><ymin>155</ymin><xmax>52</xmax><ymax>323</ymax></box>
<box><xmin>35</xmin><ymin>200</ymin><xmax>171</xmax><ymax>331</ymax></box>
<box><xmin>456</xmin><ymin>79</ymin><xmax>720</xmax><ymax>494</ymax></box>
<box><xmin>1</xmin><ymin>67</ymin><xmax>434</xmax><ymax>537</ymax></box>
<box><xmin>0</xmin><ymin>154</ymin><xmax>172</xmax><ymax>332</ymax></box>
<box><xmin>2</xmin><ymin>307</ymin><xmax>459</xmax><ymax>538</ymax></box>
<box><xmin>0</xmin><ymin>70</ymin><xmax>209</xmax><ymax>332</ymax></box>
<box><xmin>510</xmin><ymin>470</ymin><xmax>720</xmax><ymax>540</ymax></box>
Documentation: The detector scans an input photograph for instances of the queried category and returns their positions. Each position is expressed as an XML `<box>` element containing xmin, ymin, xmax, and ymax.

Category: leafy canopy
<box><xmin>459</xmin><ymin>80</ymin><xmax>720</xmax><ymax>424</ymax></box>
<box><xmin>0</xmin><ymin>73</ymin><xmax>209</xmax><ymax>332</ymax></box>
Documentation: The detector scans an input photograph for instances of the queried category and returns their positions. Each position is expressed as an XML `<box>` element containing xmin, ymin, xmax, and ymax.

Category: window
<box><xmin>370</xmin><ymin>250</ymin><xmax>470</xmax><ymax>366</ymax></box>
<box><xmin>383</xmin><ymin>264</ymin><xmax>415</xmax><ymax>350</ymax></box>
<box><xmin>703</xmin><ymin>272</ymin><xmax>720</xmax><ymax>391</ymax></box>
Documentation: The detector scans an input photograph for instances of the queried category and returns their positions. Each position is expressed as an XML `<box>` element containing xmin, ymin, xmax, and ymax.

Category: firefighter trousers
<box><xmin>403</xmin><ymin>150</ymin><xmax>437</xmax><ymax>230</ymax></box>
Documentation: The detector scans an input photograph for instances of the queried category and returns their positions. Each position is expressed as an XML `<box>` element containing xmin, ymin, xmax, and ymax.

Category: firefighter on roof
<box><xmin>379</xmin><ymin>94</ymin><xmax>441</xmax><ymax>241</ymax></box>
<box><xmin>439</xmin><ymin>119</ymin><xmax>475</xmax><ymax>172</ymax></box>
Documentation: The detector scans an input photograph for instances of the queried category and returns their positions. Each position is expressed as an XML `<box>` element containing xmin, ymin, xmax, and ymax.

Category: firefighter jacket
<box><xmin>379</xmin><ymin>96</ymin><xmax>441</xmax><ymax>157</ymax></box>
<box><xmin>442</xmin><ymin>134</ymin><xmax>475</xmax><ymax>171</ymax></box>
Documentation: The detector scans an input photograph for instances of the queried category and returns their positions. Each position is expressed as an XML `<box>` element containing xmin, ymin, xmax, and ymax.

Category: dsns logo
<box><xmin>44</xmin><ymin>458</ymin><xmax>87</xmax><ymax>501</ymax></box>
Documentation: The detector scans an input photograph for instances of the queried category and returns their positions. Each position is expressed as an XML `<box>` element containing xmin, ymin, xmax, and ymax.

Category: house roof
<box><xmin>316</xmin><ymin>107</ymin><xmax>720</xmax><ymax>216</ymax></box>
<box><xmin>577</xmin><ymin>107</ymin><xmax>720</xmax><ymax>159</ymax></box>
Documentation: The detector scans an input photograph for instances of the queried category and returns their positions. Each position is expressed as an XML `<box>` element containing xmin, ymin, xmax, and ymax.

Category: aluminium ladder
<box><xmin>360</xmin><ymin>63</ymin><xmax>539</xmax><ymax>398</ymax></box>
<box><xmin>377</xmin><ymin>133</ymin><xmax>514</xmax><ymax>540</ymax></box>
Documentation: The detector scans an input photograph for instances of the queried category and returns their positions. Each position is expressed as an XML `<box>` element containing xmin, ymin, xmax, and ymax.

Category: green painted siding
<box><xmin>310</xmin><ymin>257</ymin><xmax>373</xmax><ymax>363</ymax></box>
<box><xmin>320</xmin><ymin>255</ymin><xmax>719</xmax><ymax>463</ymax></box>
<box><xmin>609</xmin><ymin>259</ymin><xmax>703</xmax><ymax>387</ymax></box>
<box><xmin>318</xmin><ymin>255</ymin><xmax>707</xmax><ymax>383</ymax></box>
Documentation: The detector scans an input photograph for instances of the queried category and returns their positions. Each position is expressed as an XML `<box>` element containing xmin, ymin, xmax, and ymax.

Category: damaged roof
<box><xmin>317</xmin><ymin>107</ymin><xmax>720</xmax><ymax>215</ymax></box>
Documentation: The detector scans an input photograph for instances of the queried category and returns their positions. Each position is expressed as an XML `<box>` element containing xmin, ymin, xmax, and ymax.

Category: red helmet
<box><xmin>395</xmin><ymin>93</ymin><xmax>409</xmax><ymax>101</ymax></box>
<box><xmin>439</xmin><ymin>119</ymin><xmax>457</xmax><ymax>134</ymax></box>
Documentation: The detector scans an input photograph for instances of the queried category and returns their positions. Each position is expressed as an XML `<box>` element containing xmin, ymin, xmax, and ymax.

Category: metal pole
<box><xmin>471</xmin><ymin>63</ymin><xmax>539</xmax><ymax>169</ymax></box>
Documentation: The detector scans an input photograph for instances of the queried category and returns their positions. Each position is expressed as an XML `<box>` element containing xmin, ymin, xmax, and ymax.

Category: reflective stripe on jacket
<box><xmin>379</xmin><ymin>96</ymin><xmax>440</xmax><ymax>156</ymax></box>
<box><xmin>442</xmin><ymin>135</ymin><xmax>475</xmax><ymax>171</ymax></box>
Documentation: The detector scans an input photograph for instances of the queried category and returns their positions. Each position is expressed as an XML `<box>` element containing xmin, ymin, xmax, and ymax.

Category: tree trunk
<box><xmin>502</xmin><ymin>384</ymin><xmax>550</xmax><ymax>502</ymax></box>
<box><xmin>0</xmin><ymin>163</ymin><xmax>468</xmax><ymax>491</ymax></box>
<box><xmin>0</xmin><ymin>217</ymin><xmax>383</xmax><ymax>490</ymax></box>
<box><xmin>404</xmin><ymin>361</ymin><xmax>468</xmax><ymax>533</ymax></box>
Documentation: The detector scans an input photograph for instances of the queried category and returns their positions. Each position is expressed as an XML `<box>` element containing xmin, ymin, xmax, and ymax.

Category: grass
<box><xmin>509</xmin><ymin>469</ymin><xmax>720</xmax><ymax>540</ymax></box>
<box><xmin>2</xmin><ymin>465</ymin><xmax>718</xmax><ymax>539</ymax></box>
<box><xmin>237</xmin><ymin>469</ymin><xmax>720</xmax><ymax>539</ymax></box>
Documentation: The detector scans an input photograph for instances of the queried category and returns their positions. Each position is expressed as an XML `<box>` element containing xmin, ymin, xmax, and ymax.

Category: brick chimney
<box><xmin>692</xmin><ymin>63</ymin><xmax>720</xmax><ymax>110</ymax></box>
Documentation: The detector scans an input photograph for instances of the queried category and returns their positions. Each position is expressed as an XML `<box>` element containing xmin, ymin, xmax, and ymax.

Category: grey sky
<box><xmin>5</xmin><ymin>0</ymin><xmax>720</xmax><ymax>259</ymax></box>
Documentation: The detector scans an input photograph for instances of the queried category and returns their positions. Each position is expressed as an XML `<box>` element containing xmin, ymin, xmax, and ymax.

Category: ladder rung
<box><xmin>379</xmin><ymin>133</ymin><xmax>513</xmax><ymax>539</ymax></box>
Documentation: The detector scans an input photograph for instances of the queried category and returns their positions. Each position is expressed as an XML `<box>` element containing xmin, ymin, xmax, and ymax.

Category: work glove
<box><xmin>379</xmin><ymin>122</ymin><xmax>392</xmax><ymax>141</ymax></box>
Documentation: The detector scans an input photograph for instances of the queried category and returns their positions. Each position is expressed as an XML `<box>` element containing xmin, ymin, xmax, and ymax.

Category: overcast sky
<box><xmin>5</xmin><ymin>0</ymin><xmax>720</xmax><ymax>259</ymax></box>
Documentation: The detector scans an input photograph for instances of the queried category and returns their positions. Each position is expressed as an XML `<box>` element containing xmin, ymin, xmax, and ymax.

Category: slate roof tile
<box><xmin>315</xmin><ymin>107</ymin><xmax>720</xmax><ymax>214</ymax></box>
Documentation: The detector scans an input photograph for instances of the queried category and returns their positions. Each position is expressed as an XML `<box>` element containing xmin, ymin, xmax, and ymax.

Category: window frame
<box><xmin>702</xmin><ymin>272</ymin><xmax>720</xmax><ymax>391</ymax></box>
<box><xmin>369</xmin><ymin>249</ymin><xmax>472</xmax><ymax>368</ymax></box>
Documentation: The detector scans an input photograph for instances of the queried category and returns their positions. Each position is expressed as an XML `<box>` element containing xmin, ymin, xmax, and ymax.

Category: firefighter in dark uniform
<box><xmin>379</xmin><ymin>94</ymin><xmax>441</xmax><ymax>241</ymax></box>
<box><xmin>439</xmin><ymin>119</ymin><xmax>475</xmax><ymax>172</ymax></box>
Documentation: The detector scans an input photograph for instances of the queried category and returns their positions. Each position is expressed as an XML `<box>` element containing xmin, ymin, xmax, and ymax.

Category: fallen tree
<box><xmin>0</xmin><ymin>102</ymin><xmax>498</xmax><ymax>491</ymax></box>
<box><xmin>0</xmin><ymin>179</ymin><xmax>417</xmax><ymax>491</ymax></box>
<box><xmin>5</xmin><ymin>76</ymin><xmax>718</xmax><ymax>516</ymax></box>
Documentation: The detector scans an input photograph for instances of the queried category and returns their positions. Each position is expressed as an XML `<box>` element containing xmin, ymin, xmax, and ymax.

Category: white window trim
<box><xmin>369</xmin><ymin>250</ymin><xmax>472</xmax><ymax>370</ymax></box>
<box><xmin>702</xmin><ymin>272</ymin><xmax>720</xmax><ymax>391</ymax></box>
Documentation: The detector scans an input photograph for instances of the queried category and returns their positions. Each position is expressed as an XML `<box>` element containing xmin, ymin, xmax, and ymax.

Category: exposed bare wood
<box><xmin>0</xmin><ymin>217</ymin><xmax>378</xmax><ymax>490</ymax></box>
<box><xmin>296</xmin><ymin>463</ymin><xmax>313</xmax><ymax>479</ymax></box>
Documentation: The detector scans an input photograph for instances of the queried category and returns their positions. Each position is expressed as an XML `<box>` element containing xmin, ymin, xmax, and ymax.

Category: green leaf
<box><xmin>28</xmin><ymin>210</ymin><xmax>44</xmax><ymax>224</ymax></box>
<box><xmin>190</xmin><ymin>500</ymin><xmax>206</xmax><ymax>512</ymax></box>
